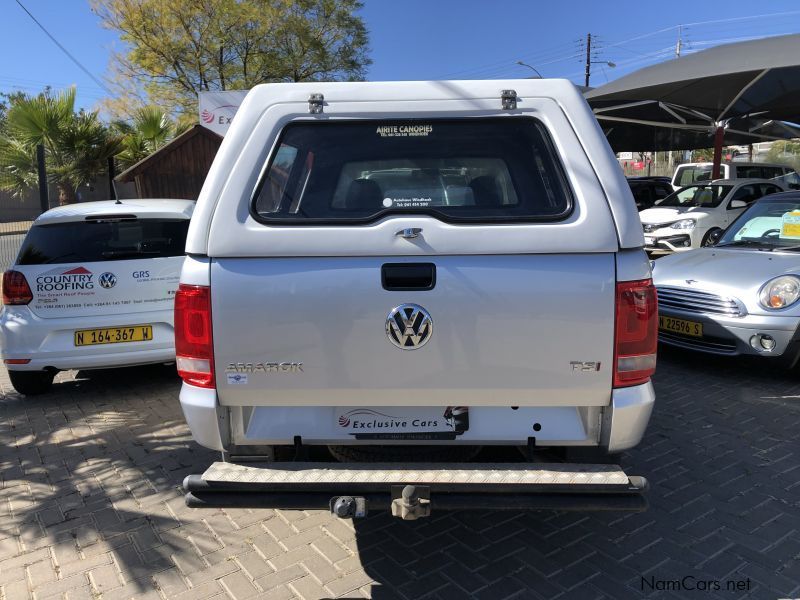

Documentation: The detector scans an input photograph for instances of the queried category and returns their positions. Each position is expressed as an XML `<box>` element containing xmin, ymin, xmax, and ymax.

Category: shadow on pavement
<box><xmin>350</xmin><ymin>347</ymin><xmax>800</xmax><ymax>599</ymax></box>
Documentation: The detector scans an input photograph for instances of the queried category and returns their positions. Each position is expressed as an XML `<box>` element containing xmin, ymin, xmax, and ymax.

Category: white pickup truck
<box><xmin>179</xmin><ymin>80</ymin><xmax>656</xmax><ymax>519</ymax></box>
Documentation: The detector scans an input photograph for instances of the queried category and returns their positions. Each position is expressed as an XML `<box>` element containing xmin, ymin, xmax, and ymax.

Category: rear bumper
<box><xmin>183</xmin><ymin>461</ymin><xmax>649</xmax><ymax>513</ymax></box>
<box><xmin>0</xmin><ymin>306</ymin><xmax>175</xmax><ymax>371</ymax></box>
<box><xmin>179</xmin><ymin>381</ymin><xmax>655</xmax><ymax>453</ymax></box>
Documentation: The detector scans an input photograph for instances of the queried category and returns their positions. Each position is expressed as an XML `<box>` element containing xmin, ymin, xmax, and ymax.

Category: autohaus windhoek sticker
<box><xmin>376</xmin><ymin>124</ymin><xmax>433</xmax><ymax>137</ymax></box>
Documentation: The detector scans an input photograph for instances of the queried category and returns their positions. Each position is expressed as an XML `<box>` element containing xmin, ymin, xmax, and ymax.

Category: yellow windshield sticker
<box><xmin>781</xmin><ymin>211</ymin><xmax>800</xmax><ymax>239</ymax></box>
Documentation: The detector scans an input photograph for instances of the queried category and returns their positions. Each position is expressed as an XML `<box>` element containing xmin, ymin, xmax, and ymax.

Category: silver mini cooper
<box><xmin>652</xmin><ymin>191</ymin><xmax>800</xmax><ymax>367</ymax></box>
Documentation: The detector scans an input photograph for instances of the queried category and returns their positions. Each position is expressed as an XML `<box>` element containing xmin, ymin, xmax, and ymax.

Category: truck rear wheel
<box><xmin>9</xmin><ymin>370</ymin><xmax>55</xmax><ymax>396</ymax></box>
<box><xmin>327</xmin><ymin>444</ymin><xmax>483</xmax><ymax>463</ymax></box>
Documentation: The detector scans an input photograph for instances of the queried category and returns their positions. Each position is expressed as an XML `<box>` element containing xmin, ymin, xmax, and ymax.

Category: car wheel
<box><xmin>8</xmin><ymin>370</ymin><xmax>55</xmax><ymax>396</ymax></box>
<box><xmin>701</xmin><ymin>228</ymin><xmax>722</xmax><ymax>247</ymax></box>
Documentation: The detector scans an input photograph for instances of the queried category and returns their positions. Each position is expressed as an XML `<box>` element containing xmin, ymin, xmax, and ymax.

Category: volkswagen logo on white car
<box><xmin>386</xmin><ymin>304</ymin><xmax>432</xmax><ymax>349</ymax></box>
<box><xmin>99</xmin><ymin>272</ymin><xmax>117</xmax><ymax>289</ymax></box>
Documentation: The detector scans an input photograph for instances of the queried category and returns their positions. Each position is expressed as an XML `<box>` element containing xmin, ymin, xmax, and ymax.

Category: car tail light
<box><xmin>174</xmin><ymin>284</ymin><xmax>215</xmax><ymax>388</ymax></box>
<box><xmin>614</xmin><ymin>279</ymin><xmax>657</xmax><ymax>388</ymax></box>
<box><xmin>2</xmin><ymin>270</ymin><xmax>33</xmax><ymax>305</ymax></box>
<box><xmin>4</xmin><ymin>359</ymin><xmax>30</xmax><ymax>365</ymax></box>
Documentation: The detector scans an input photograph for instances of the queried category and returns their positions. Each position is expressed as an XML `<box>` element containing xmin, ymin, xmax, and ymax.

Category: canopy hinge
<box><xmin>308</xmin><ymin>93</ymin><xmax>325</xmax><ymax>114</ymax></box>
<box><xmin>501</xmin><ymin>89</ymin><xmax>518</xmax><ymax>110</ymax></box>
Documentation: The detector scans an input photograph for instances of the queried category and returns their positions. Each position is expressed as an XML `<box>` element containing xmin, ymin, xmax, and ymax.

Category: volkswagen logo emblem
<box><xmin>386</xmin><ymin>304</ymin><xmax>433</xmax><ymax>350</ymax></box>
<box><xmin>99</xmin><ymin>272</ymin><xmax>117</xmax><ymax>289</ymax></box>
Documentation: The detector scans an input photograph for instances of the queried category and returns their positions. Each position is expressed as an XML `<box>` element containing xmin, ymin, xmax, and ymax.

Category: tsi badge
<box><xmin>386</xmin><ymin>304</ymin><xmax>433</xmax><ymax>350</ymax></box>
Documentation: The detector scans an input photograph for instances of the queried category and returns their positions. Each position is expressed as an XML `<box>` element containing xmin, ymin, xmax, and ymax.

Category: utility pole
<box><xmin>36</xmin><ymin>144</ymin><xmax>49</xmax><ymax>213</ymax></box>
<box><xmin>675</xmin><ymin>25</ymin><xmax>683</xmax><ymax>58</ymax></box>
<box><xmin>584</xmin><ymin>33</ymin><xmax>592</xmax><ymax>87</ymax></box>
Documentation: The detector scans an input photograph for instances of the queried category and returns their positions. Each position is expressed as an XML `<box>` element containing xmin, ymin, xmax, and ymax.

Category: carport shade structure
<box><xmin>584</xmin><ymin>33</ymin><xmax>800</xmax><ymax>177</ymax></box>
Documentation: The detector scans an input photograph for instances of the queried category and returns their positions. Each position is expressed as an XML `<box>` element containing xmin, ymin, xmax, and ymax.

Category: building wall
<box><xmin>132</xmin><ymin>132</ymin><xmax>221</xmax><ymax>200</ymax></box>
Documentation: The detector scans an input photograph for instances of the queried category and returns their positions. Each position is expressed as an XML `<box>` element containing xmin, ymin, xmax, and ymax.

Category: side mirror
<box><xmin>707</xmin><ymin>229</ymin><xmax>724</xmax><ymax>246</ymax></box>
<box><xmin>729</xmin><ymin>199</ymin><xmax>748</xmax><ymax>209</ymax></box>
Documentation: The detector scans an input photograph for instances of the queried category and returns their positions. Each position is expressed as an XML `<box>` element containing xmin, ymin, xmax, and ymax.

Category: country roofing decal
<box><xmin>35</xmin><ymin>266</ymin><xmax>93</xmax><ymax>291</ymax></box>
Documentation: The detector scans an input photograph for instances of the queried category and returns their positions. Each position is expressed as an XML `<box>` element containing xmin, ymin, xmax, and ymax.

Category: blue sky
<box><xmin>1</xmin><ymin>0</ymin><xmax>799</xmax><ymax>115</ymax></box>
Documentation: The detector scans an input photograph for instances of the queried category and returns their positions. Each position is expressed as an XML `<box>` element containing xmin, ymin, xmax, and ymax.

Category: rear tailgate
<box><xmin>212</xmin><ymin>254</ymin><xmax>614</xmax><ymax>407</ymax></box>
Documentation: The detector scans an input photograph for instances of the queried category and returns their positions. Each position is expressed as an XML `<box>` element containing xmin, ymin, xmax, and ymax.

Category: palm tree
<box><xmin>0</xmin><ymin>87</ymin><xmax>121</xmax><ymax>205</ymax></box>
<box><xmin>112</xmin><ymin>106</ymin><xmax>188</xmax><ymax>170</ymax></box>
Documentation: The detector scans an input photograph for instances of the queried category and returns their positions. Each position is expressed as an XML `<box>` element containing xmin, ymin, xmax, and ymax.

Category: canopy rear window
<box><xmin>252</xmin><ymin>118</ymin><xmax>573</xmax><ymax>224</ymax></box>
<box><xmin>16</xmin><ymin>218</ymin><xmax>190</xmax><ymax>265</ymax></box>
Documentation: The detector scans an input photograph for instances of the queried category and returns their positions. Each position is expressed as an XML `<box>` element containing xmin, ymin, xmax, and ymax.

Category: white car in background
<box><xmin>671</xmin><ymin>161</ymin><xmax>794</xmax><ymax>191</ymax></box>
<box><xmin>640</xmin><ymin>178</ymin><xmax>785</xmax><ymax>254</ymax></box>
<box><xmin>0</xmin><ymin>199</ymin><xmax>193</xmax><ymax>395</ymax></box>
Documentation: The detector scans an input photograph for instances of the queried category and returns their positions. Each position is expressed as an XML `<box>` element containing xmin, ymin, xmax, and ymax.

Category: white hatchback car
<box><xmin>640</xmin><ymin>178</ymin><xmax>785</xmax><ymax>254</ymax></box>
<box><xmin>0</xmin><ymin>199</ymin><xmax>194</xmax><ymax>395</ymax></box>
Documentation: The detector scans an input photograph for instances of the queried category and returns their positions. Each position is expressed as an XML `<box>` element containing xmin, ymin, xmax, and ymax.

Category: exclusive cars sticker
<box><xmin>335</xmin><ymin>406</ymin><xmax>468</xmax><ymax>438</ymax></box>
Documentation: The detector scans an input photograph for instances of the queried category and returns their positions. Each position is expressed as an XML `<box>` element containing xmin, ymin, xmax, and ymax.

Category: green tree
<box><xmin>0</xmin><ymin>87</ymin><xmax>121</xmax><ymax>205</ymax></box>
<box><xmin>92</xmin><ymin>0</ymin><xmax>371</xmax><ymax>115</ymax></box>
<box><xmin>111</xmin><ymin>106</ymin><xmax>191</xmax><ymax>170</ymax></box>
<box><xmin>766</xmin><ymin>140</ymin><xmax>800</xmax><ymax>171</ymax></box>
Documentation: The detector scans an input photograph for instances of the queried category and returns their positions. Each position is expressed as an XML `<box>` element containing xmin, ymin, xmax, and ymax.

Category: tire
<box><xmin>327</xmin><ymin>444</ymin><xmax>483</xmax><ymax>463</ymax></box>
<box><xmin>8</xmin><ymin>370</ymin><xmax>55</xmax><ymax>396</ymax></box>
<box><xmin>701</xmin><ymin>228</ymin><xmax>722</xmax><ymax>247</ymax></box>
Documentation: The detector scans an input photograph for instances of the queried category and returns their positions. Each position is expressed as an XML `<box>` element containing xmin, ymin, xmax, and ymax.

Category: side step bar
<box><xmin>184</xmin><ymin>462</ymin><xmax>648</xmax><ymax>518</ymax></box>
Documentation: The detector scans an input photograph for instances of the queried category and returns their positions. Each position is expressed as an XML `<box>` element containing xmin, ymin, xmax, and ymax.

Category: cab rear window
<box><xmin>16</xmin><ymin>219</ymin><xmax>190</xmax><ymax>265</ymax></box>
<box><xmin>252</xmin><ymin>118</ymin><xmax>573</xmax><ymax>224</ymax></box>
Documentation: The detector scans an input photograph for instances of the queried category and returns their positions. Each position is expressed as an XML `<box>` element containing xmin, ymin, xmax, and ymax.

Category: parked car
<box><xmin>627</xmin><ymin>177</ymin><xmax>674</xmax><ymax>211</ymax></box>
<box><xmin>653</xmin><ymin>190</ymin><xmax>800</xmax><ymax>367</ymax></box>
<box><xmin>671</xmin><ymin>161</ymin><xmax>794</xmax><ymax>191</ymax></box>
<box><xmin>0</xmin><ymin>199</ymin><xmax>194</xmax><ymax>395</ymax></box>
<box><xmin>772</xmin><ymin>170</ymin><xmax>800</xmax><ymax>190</ymax></box>
<box><xmin>640</xmin><ymin>178</ymin><xmax>785</xmax><ymax>254</ymax></box>
<box><xmin>178</xmin><ymin>80</ymin><xmax>654</xmax><ymax>517</ymax></box>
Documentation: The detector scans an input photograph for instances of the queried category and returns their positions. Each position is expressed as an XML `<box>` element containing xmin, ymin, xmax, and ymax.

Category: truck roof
<box><xmin>34</xmin><ymin>199</ymin><xmax>195</xmax><ymax>225</ymax></box>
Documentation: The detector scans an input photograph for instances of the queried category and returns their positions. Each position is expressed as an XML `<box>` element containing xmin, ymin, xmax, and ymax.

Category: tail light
<box><xmin>174</xmin><ymin>284</ymin><xmax>215</xmax><ymax>388</ymax></box>
<box><xmin>614</xmin><ymin>279</ymin><xmax>657</xmax><ymax>387</ymax></box>
<box><xmin>2</xmin><ymin>270</ymin><xmax>33</xmax><ymax>305</ymax></box>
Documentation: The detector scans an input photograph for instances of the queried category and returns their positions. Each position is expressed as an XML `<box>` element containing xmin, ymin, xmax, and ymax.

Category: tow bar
<box><xmin>183</xmin><ymin>462</ymin><xmax>649</xmax><ymax>519</ymax></box>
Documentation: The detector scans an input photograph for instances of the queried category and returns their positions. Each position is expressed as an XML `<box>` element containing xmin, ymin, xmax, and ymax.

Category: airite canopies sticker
<box><xmin>781</xmin><ymin>211</ymin><xmax>800</xmax><ymax>239</ymax></box>
<box><xmin>376</xmin><ymin>124</ymin><xmax>433</xmax><ymax>138</ymax></box>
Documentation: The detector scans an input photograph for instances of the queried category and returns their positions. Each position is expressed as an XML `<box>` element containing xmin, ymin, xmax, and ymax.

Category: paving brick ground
<box><xmin>0</xmin><ymin>347</ymin><xmax>798</xmax><ymax>599</ymax></box>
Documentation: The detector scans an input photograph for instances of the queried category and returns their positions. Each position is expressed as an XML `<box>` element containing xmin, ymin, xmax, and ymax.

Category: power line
<box><xmin>12</xmin><ymin>0</ymin><xmax>112</xmax><ymax>95</ymax></box>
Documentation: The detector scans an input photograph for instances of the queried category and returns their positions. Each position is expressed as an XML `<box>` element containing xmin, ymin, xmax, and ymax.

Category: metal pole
<box><xmin>36</xmin><ymin>144</ymin><xmax>49</xmax><ymax>213</ymax></box>
<box><xmin>712</xmin><ymin>126</ymin><xmax>725</xmax><ymax>179</ymax></box>
<box><xmin>584</xmin><ymin>33</ymin><xmax>592</xmax><ymax>87</ymax></box>
<box><xmin>107</xmin><ymin>156</ymin><xmax>116</xmax><ymax>200</ymax></box>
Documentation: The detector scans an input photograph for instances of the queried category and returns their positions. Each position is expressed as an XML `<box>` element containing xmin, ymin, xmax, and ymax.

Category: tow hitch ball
<box><xmin>329</xmin><ymin>485</ymin><xmax>432</xmax><ymax>520</ymax></box>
